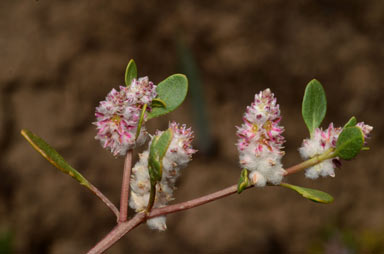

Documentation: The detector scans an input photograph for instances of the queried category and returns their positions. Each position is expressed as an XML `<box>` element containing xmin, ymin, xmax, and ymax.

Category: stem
<box><xmin>89</xmin><ymin>185</ymin><xmax>119</xmax><ymax>219</ymax></box>
<box><xmin>87</xmin><ymin>150</ymin><xmax>334</xmax><ymax>253</ymax></box>
<box><xmin>87</xmin><ymin>212</ymin><xmax>146</xmax><ymax>254</ymax></box>
<box><xmin>146</xmin><ymin>182</ymin><xmax>156</xmax><ymax>212</ymax></box>
<box><xmin>148</xmin><ymin>184</ymin><xmax>239</xmax><ymax>218</ymax></box>
<box><xmin>119</xmin><ymin>150</ymin><xmax>133</xmax><ymax>223</ymax></box>
<box><xmin>284</xmin><ymin>149</ymin><xmax>335</xmax><ymax>175</ymax></box>
<box><xmin>135</xmin><ymin>104</ymin><xmax>147</xmax><ymax>140</ymax></box>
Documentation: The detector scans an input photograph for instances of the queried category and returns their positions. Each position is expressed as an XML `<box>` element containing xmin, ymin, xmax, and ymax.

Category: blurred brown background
<box><xmin>1</xmin><ymin>1</ymin><xmax>383</xmax><ymax>253</ymax></box>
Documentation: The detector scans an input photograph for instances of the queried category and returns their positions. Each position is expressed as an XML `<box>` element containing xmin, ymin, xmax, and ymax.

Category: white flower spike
<box><xmin>236</xmin><ymin>89</ymin><xmax>286</xmax><ymax>187</ymax></box>
<box><xmin>129</xmin><ymin>122</ymin><xmax>196</xmax><ymax>231</ymax></box>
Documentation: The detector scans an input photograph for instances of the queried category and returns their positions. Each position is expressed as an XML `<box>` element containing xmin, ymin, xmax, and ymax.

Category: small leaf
<box><xmin>343</xmin><ymin>116</ymin><xmax>357</xmax><ymax>128</ymax></box>
<box><xmin>125</xmin><ymin>59</ymin><xmax>137</xmax><ymax>86</ymax></box>
<box><xmin>335</xmin><ymin>126</ymin><xmax>364</xmax><ymax>160</ymax></box>
<box><xmin>237</xmin><ymin>169</ymin><xmax>249</xmax><ymax>194</ymax></box>
<box><xmin>148</xmin><ymin>129</ymin><xmax>173</xmax><ymax>184</ymax></box>
<box><xmin>21</xmin><ymin>129</ymin><xmax>91</xmax><ymax>188</ymax></box>
<box><xmin>135</xmin><ymin>104</ymin><xmax>147</xmax><ymax>140</ymax></box>
<box><xmin>147</xmin><ymin>74</ymin><xmax>188</xmax><ymax>119</ymax></box>
<box><xmin>151</xmin><ymin>98</ymin><xmax>167</xmax><ymax>108</ymax></box>
<box><xmin>302</xmin><ymin>79</ymin><xmax>327</xmax><ymax>135</ymax></box>
<box><xmin>280</xmin><ymin>183</ymin><xmax>334</xmax><ymax>204</ymax></box>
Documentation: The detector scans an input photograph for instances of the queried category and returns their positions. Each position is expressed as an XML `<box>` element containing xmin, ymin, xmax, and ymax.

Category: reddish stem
<box><xmin>119</xmin><ymin>150</ymin><xmax>133</xmax><ymax>223</ymax></box>
<box><xmin>87</xmin><ymin>158</ymin><xmax>322</xmax><ymax>253</ymax></box>
<box><xmin>148</xmin><ymin>184</ymin><xmax>239</xmax><ymax>218</ymax></box>
<box><xmin>89</xmin><ymin>185</ymin><xmax>119</xmax><ymax>219</ymax></box>
<box><xmin>87</xmin><ymin>212</ymin><xmax>145</xmax><ymax>254</ymax></box>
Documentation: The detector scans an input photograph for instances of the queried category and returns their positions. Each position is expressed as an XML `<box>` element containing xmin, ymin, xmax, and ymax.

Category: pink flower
<box><xmin>128</xmin><ymin>77</ymin><xmax>157</xmax><ymax>105</ymax></box>
<box><xmin>94</xmin><ymin>77</ymin><xmax>157</xmax><ymax>156</ymax></box>
<box><xmin>236</xmin><ymin>89</ymin><xmax>286</xmax><ymax>186</ymax></box>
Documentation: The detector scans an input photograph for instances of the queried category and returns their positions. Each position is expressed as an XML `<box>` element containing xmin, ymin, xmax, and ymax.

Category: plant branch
<box><xmin>87</xmin><ymin>152</ymin><xmax>332</xmax><ymax>253</ymax></box>
<box><xmin>149</xmin><ymin>184</ymin><xmax>239</xmax><ymax>218</ymax></box>
<box><xmin>87</xmin><ymin>212</ymin><xmax>146</xmax><ymax>254</ymax></box>
<box><xmin>284</xmin><ymin>149</ymin><xmax>335</xmax><ymax>175</ymax></box>
<box><xmin>89</xmin><ymin>184</ymin><xmax>119</xmax><ymax>219</ymax></box>
<box><xmin>119</xmin><ymin>150</ymin><xmax>133</xmax><ymax>223</ymax></box>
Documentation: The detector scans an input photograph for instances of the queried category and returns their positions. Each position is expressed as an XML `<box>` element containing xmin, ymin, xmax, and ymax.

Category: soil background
<box><xmin>1</xmin><ymin>1</ymin><xmax>384</xmax><ymax>253</ymax></box>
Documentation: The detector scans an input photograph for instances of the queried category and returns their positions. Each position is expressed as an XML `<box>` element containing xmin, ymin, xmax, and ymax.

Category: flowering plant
<box><xmin>21</xmin><ymin>60</ymin><xmax>372</xmax><ymax>253</ymax></box>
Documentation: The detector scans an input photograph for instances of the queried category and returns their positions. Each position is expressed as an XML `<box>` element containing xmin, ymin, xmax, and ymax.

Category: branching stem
<box><xmin>88</xmin><ymin>150</ymin><xmax>335</xmax><ymax>254</ymax></box>
<box><xmin>119</xmin><ymin>150</ymin><xmax>133</xmax><ymax>223</ymax></box>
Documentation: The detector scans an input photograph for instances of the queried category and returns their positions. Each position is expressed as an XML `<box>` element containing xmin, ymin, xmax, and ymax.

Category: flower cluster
<box><xmin>94</xmin><ymin>77</ymin><xmax>157</xmax><ymax>156</ymax></box>
<box><xmin>236</xmin><ymin>89</ymin><xmax>286</xmax><ymax>187</ymax></box>
<box><xmin>130</xmin><ymin>122</ymin><xmax>196</xmax><ymax>231</ymax></box>
<box><xmin>299</xmin><ymin>122</ymin><xmax>373</xmax><ymax>179</ymax></box>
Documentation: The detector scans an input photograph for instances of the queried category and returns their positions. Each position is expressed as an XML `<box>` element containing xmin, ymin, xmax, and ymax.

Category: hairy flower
<box><xmin>236</xmin><ymin>89</ymin><xmax>286</xmax><ymax>187</ymax></box>
<box><xmin>130</xmin><ymin>122</ymin><xmax>196</xmax><ymax>231</ymax></box>
<box><xmin>127</xmin><ymin>76</ymin><xmax>157</xmax><ymax>105</ymax></box>
<box><xmin>299</xmin><ymin>122</ymin><xmax>373</xmax><ymax>179</ymax></box>
<box><xmin>357</xmin><ymin>122</ymin><xmax>373</xmax><ymax>142</ymax></box>
<box><xmin>94</xmin><ymin>77</ymin><xmax>157</xmax><ymax>156</ymax></box>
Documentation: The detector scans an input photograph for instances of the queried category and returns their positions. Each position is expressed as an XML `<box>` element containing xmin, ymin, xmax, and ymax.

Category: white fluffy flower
<box><xmin>236</xmin><ymin>89</ymin><xmax>286</xmax><ymax>186</ymax></box>
<box><xmin>299</xmin><ymin>123</ymin><xmax>341</xmax><ymax>179</ymax></box>
<box><xmin>299</xmin><ymin>122</ymin><xmax>372</xmax><ymax>179</ymax></box>
<box><xmin>129</xmin><ymin>122</ymin><xmax>196</xmax><ymax>231</ymax></box>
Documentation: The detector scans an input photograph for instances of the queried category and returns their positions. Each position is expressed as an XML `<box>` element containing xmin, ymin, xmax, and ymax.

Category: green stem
<box><xmin>284</xmin><ymin>149</ymin><xmax>336</xmax><ymax>175</ymax></box>
<box><xmin>146</xmin><ymin>182</ymin><xmax>156</xmax><ymax>213</ymax></box>
<box><xmin>135</xmin><ymin>104</ymin><xmax>147</xmax><ymax>140</ymax></box>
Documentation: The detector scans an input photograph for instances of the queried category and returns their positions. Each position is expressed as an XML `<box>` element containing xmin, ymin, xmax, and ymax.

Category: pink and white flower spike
<box><xmin>236</xmin><ymin>89</ymin><xmax>286</xmax><ymax>187</ymax></box>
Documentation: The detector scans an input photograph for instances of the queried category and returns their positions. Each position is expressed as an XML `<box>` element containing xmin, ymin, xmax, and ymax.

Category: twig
<box><xmin>119</xmin><ymin>150</ymin><xmax>133</xmax><ymax>222</ymax></box>
<box><xmin>87</xmin><ymin>155</ymin><xmax>331</xmax><ymax>253</ymax></box>
<box><xmin>87</xmin><ymin>212</ymin><xmax>146</xmax><ymax>254</ymax></box>
<box><xmin>89</xmin><ymin>185</ymin><xmax>119</xmax><ymax>219</ymax></box>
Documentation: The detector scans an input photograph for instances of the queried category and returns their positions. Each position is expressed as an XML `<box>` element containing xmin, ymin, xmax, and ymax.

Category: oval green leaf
<box><xmin>21</xmin><ymin>129</ymin><xmax>91</xmax><ymax>188</ymax></box>
<box><xmin>147</xmin><ymin>74</ymin><xmax>188</xmax><ymax>119</ymax></box>
<box><xmin>125</xmin><ymin>59</ymin><xmax>137</xmax><ymax>86</ymax></box>
<box><xmin>335</xmin><ymin>126</ymin><xmax>364</xmax><ymax>160</ymax></box>
<box><xmin>237</xmin><ymin>169</ymin><xmax>249</xmax><ymax>194</ymax></box>
<box><xmin>302</xmin><ymin>79</ymin><xmax>327</xmax><ymax>135</ymax></box>
<box><xmin>280</xmin><ymin>182</ymin><xmax>334</xmax><ymax>204</ymax></box>
<box><xmin>148</xmin><ymin>129</ymin><xmax>173</xmax><ymax>184</ymax></box>
<box><xmin>343</xmin><ymin>116</ymin><xmax>357</xmax><ymax>128</ymax></box>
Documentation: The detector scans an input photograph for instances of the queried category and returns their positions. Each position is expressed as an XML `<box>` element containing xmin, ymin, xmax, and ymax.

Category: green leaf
<box><xmin>147</xmin><ymin>74</ymin><xmax>188</xmax><ymax>119</ymax></box>
<box><xmin>343</xmin><ymin>116</ymin><xmax>357</xmax><ymax>128</ymax></box>
<box><xmin>21</xmin><ymin>129</ymin><xmax>91</xmax><ymax>188</ymax></box>
<box><xmin>302</xmin><ymin>79</ymin><xmax>327</xmax><ymax>135</ymax></box>
<box><xmin>237</xmin><ymin>169</ymin><xmax>249</xmax><ymax>194</ymax></box>
<box><xmin>125</xmin><ymin>59</ymin><xmax>137</xmax><ymax>86</ymax></box>
<box><xmin>135</xmin><ymin>104</ymin><xmax>147</xmax><ymax>140</ymax></box>
<box><xmin>335</xmin><ymin>126</ymin><xmax>364</xmax><ymax>160</ymax></box>
<box><xmin>151</xmin><ymin>98</ymin><xmax>167</xmax><ymax>108</ymax></box>
<box><xmin>280</xmin><ymin>183</ymin><xmax>334</xmax><ymax>204</ymax></box>
<box><xmin>148</xmin><ymin>129</ymin><xmax>173</xmax><ymax>184</ymax></box>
